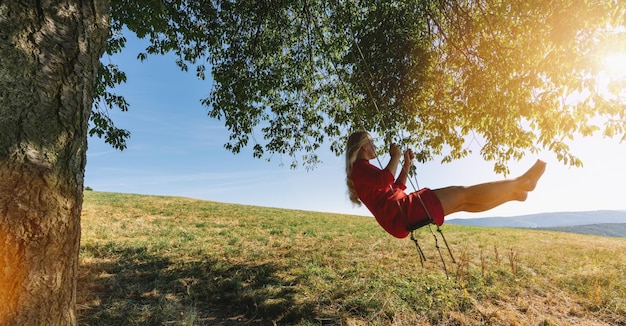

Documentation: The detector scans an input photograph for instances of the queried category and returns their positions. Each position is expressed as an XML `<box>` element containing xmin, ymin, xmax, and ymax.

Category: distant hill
<box><xmin>446</xmin><ymin>210</ymin><xmax>626</xmax><ymax>228</ymax></box>
<box><xmin>539</xmin><ymin>223</ymin><xmax>626</xmax><ymax>238</ymax></box>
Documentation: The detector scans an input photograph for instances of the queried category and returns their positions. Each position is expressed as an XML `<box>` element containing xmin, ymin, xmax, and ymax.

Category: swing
<box><xmin>386</xmin><ymin>151</ymin><xmax>457</xmax><ymax>278</ymax></box>
<box><xmin>405</xmin><ymin>190</ymin><xmax>456</xmax><ymax>278</ymax></box>
<box><xmin>303</xmin><ymin>2</ymin><xmax>456</xmax><ymax>277</ymax></box>
<box><xmin>352</xmin><ymin>36</ymin><xmax>457</xmax><ymax>277</ymax></box>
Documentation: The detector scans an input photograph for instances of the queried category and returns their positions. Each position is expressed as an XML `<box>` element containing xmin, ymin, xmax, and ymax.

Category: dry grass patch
<box><xmin>78</xmin><ymin>191</ymin><xmax>626</xmax><ymax>325</ymax></box>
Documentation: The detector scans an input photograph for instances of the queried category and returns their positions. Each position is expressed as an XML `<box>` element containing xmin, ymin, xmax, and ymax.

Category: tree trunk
<box><xmin>0</xmin><ymin>1</ymin><xmax>108</xmax><ymax>324</ymax></box>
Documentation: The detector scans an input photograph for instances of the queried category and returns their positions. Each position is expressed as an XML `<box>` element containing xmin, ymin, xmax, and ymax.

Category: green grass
<box><xmin>78</xmin><ymin>191</ymin><xmax>626</xmax><ymax>325</ymax></box>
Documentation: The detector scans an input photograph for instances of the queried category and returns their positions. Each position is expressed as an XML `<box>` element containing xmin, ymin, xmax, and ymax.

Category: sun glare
<box><xmin>603</xmin><ymin>53</ymin><xmax>626</xmax><ymax>79</ymax></box>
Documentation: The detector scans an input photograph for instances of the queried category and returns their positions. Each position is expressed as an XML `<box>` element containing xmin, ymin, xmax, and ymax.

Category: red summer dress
<box><xmin>350</xmin><ymin>159</ymin><xmax>445</xmax><ymax>238</ymax></box>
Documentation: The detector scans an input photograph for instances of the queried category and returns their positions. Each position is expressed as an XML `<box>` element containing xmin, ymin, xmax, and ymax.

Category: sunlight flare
<box><xmin>603</xmin><ymin>53</ymin><xmax>626</xmax><ymax>80</ymax></box>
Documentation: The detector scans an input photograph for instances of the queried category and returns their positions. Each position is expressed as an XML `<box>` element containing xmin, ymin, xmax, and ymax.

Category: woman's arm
<box><xmin>384</xmin><ymin>143</ymin><xmax>402</xmax><ymax>176</ymax></box>
<box><xmin>395</xmin><ymin>148</ymin><xmax>414</xmax><ymax>186</ymax></box>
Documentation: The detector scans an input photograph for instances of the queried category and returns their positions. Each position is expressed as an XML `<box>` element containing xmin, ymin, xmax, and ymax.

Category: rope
<box><xmin>410</xmin><ymin>229</ymin><xmax>426</xmax><ymax>267</ymax></box>
<box><xmin>354</xmin><ymin>33</ymin><xmax>458</xmax><ymax>278</ymax></box>
<box><xmin>438</xmin><ymin>226</ymin><xmax>456</xmax><ymax>264</ymax></box>
<box><xmin>306</xmin><ymin>0</ymin><xmax>455</xmax><ymax>276</ymax></box>
<box><xmin>354</xmin><ymin>35</ymin><xmax>456</xmax><ymax>277</ymax></box>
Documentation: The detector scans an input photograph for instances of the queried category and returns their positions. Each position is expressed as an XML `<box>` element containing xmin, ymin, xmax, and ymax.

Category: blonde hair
<box><xmin>345</xmin><ymin>131</ymin><xmax>371</xmax><ymax>205</ymax></box>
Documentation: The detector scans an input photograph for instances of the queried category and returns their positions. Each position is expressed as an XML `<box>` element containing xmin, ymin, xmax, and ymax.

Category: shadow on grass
<box><xmin>77</xmin><ymin>243</ymin><xmax>313</xmax><ymax>325</ymax></box>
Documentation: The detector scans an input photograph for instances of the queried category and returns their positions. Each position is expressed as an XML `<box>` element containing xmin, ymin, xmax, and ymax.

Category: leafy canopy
<box><xmin>95</xmin><ymin>0</ymin><xmax>626</xmax><ymax>172</ymax></box>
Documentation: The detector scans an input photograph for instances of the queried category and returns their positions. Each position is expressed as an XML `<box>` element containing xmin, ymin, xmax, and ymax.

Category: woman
<box><xmin>346</xmin><ymin>131</ymin><xmax>547</xmax><ymax>238</ymax></box>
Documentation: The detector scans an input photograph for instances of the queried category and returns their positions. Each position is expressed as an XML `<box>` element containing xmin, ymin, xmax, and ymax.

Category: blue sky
<box><xmin>85</xmin><ymin>33</ymin><xmax>626</xmax><ymax>220</ymax></box>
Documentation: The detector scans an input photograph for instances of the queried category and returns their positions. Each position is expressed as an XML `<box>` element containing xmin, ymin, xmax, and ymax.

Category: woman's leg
<box><xmin>433</xmin><ymin>160</ymin><xmax>546</xmax><ymax>216</ymax></box>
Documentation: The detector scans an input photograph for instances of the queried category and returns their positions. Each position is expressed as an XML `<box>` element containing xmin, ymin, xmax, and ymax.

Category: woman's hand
<box><xmin>403</xmin><ymin>149</ymin><xmax>414</xmax><ymax>171</ymax></box>
<box><xmin>389</xmin><ymin>143</ymin><xmax>402</xmax><ymax>158</ymax></box>
<box><xmin>404</xmin><ymin>148</ymin><xmax>414</xmax><ymax>162</ymax></box>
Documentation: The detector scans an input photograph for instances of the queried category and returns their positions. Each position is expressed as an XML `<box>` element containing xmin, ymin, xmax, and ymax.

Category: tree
<box><xmin>101</xmin><ymin>0</ymin><xmax>625</xmax><ymax>172</ymax></box>
<box><xmin>1</xmin><ymin>0</ymin><xmax>625</xmax><ymax>324</ymax></box>
<box><xmin>421</xmin><ymin>0</ymin><xmax>626</xmax><ymax>172</ymax></box>
<box><xmin>0</xmin><ymin>1</ymin><xmax>109</xmax><ymax>324</ymax></box>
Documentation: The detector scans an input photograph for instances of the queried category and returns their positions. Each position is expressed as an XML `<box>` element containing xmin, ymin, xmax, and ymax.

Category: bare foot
<box><xmin>514</xmin><ymin>190</ymin><xmax>529</xmax><ymax>202</ymax></box>
<box><xmin>520</xmin><ymin>159</ymin><xmax>547</xmax><ymax>191</ymax></box>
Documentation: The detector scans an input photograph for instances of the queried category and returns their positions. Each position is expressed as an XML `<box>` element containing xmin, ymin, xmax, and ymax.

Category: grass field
<box><xmin>77</xmin><ymin>191</ymin><xmax>626</xmax><ymax>325</ymax></box>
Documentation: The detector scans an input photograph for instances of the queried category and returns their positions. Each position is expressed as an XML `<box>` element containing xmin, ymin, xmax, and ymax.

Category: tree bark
<box><xmin>0</xmin><ymin>1</ymin><xmax>108</xmax><ymax>324</ymax></box>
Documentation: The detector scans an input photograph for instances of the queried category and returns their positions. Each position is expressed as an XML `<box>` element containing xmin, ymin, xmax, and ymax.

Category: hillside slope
<box><xmin>78</xmin><ymin>192</ymin><xmax>626</xmax><ymax>325</ymax></box>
